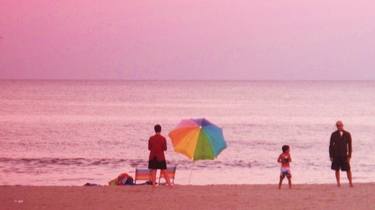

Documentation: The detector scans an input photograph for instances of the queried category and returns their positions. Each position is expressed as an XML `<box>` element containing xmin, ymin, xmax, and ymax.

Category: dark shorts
<box><xmin>148</xmin><ymin>160</ymin><xmax>167</xmax><ymax>170</ymax></box>
<box><xmin>280</xmin><ymin>167</ymin><xmax>292</xmax><ymax>178</ymax></box>
<box><xmin>331</xmin><ymin>157</ymin><xmax>351</xmax><ymax>171</ymax></box>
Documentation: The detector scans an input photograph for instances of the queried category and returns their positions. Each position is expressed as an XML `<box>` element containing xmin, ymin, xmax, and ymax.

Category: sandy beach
<box><xmin>1</xmin><ymin>183</ymin><xmax>374</xmax><ymax>210</ymax></box>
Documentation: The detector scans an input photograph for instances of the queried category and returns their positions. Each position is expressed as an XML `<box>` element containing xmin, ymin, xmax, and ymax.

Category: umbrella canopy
<box><xmin>168</xmin><ymin>118</ymin><xmax>227</xmax><ymax>160</ymax></box>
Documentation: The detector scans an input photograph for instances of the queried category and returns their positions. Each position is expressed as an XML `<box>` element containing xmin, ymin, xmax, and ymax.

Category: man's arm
<box><xmin>163</xmin><ymin>138</ymin><xmax>167</xmax><ymax>151</ymax></box>
<box><xmin>348</xmin><ymin>133</ymin><xmax>352</xmax><ymax>158</ymax></box>
<box><xmin>148</xmin><ymin>139</ymin><xmax>151</xmax><ymax>151</ymax></box>
<box><xmin>329</xmin><ymin>133</ymin><xmax>335</xmax><ymax>160</ymax></box>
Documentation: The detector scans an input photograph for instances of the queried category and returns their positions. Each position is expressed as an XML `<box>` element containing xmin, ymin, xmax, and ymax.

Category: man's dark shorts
<box><xmin>331</xmin><ymin>156</ymin><xmax>351</xmax><ymax>171</ymax></box>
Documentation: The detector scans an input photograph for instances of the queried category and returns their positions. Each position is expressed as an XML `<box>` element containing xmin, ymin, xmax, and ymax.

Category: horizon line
<box><xmin>0</xmin><ymin>78</ymin><xmax>375</xmax><ymax>82</ymax></box>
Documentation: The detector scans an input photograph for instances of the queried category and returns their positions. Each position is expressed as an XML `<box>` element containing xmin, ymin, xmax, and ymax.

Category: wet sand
<box><xmin>1</xmin><ymin>183</ymin><xmax>373</xmax><ymax>210</ymax></box>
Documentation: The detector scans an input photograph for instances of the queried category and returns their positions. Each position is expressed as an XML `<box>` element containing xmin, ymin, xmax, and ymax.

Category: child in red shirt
<box><xmin>277</xmin><ymin>145</ymin><xmax>292</xmax><ymax>189</ymax></box>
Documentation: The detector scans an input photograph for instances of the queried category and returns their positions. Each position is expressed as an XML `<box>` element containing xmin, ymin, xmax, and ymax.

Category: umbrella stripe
<box><xmin>193</xmin><ymin>129</ymin><xmax>215</xmax><ymax>160</ymax></box>
<box><xmin>172</xmin><ymin>127</ymin><xmax>200</xmax><ymax>159</ymax></box>
<box><xmin>201</xmin><ymin>125</ymin><xmax>227</xmax><ymax>156</ymax></box>
<box><xmin>169</xmin><ymin>126</ymin><xmax>198</xmax><ymax>147</ymax></box>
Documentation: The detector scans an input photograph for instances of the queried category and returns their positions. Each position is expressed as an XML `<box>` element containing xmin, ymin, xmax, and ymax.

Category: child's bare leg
<box><xmin>161</xmin><ymin>169</ymin><xmax>172</xmax><ymax>187</ymax></box>
<box><xmin>278</xmin><ymin>176</ymin><xmax>284</xmax><ymax>189</ymax></box>
<box><xmin>287</xmin><ymin>176</ymin><xmax>292</xmax><ymax>189</ymax></box>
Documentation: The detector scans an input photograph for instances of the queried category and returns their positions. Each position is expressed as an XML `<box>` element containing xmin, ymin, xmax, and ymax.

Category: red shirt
<box><xmin>148</xmin><ymin>134</ymin><xmax>167</xmax><ymax>161</ymax></box>
<box><xmin>278</xmin><ymin>152</ymin><xmax>291</xmax><ymax>168</ymax></box>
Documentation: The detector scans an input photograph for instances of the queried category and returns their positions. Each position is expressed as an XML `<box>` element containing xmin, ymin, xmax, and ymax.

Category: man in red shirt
<box><xmin>148</xmin><ymin>124</ymin><xmax>172</xmax><ymax>187</ymax></box>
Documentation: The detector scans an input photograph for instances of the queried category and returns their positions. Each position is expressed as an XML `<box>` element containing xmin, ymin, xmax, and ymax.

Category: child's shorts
<box><xmin>280</xmin><ymin>167</ymin><xmax>292</xmax><ymax>178</ymax></box>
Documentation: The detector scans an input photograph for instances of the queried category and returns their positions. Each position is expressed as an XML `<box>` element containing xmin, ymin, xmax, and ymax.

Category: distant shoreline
<box><xmin>1</xmin><ymin>79</ymin><xmax>375</xmax><ymax>82</ymax></box>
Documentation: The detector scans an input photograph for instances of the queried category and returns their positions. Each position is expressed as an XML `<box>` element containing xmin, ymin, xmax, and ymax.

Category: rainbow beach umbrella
<box><xmin>168</xmin><ymin>118</ymin><xmax>227</xmax><ymax>160</ymax></box>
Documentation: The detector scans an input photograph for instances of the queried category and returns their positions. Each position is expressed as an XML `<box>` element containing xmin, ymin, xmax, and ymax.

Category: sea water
<box><xmin>0</xmin><ymin>80</ymin><xmax>374</xmax><ymax>185</ymax></box>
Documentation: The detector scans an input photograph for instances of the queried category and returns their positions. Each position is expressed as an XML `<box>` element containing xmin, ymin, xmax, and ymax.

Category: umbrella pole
<box><xmin>188</xmin><ymin>161</ymin><xmax>195</xmax><ymax>185</ymax></box>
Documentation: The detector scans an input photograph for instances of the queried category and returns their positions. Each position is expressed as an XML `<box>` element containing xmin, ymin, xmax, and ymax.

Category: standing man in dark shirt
<box><xmin>148</xmin><ymin>124</ymin><xmax>172</xmax><ymax>187</ymax></box>
<box><xmin>329</xmin><ymin>121</ymin><xmax>353</xmax><ymax>187</ymax></box>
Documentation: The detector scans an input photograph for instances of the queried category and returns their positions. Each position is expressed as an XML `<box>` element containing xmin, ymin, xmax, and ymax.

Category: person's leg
<box><xmin>287</xmin><ymin>176</ymin><xmax>292</xmax><ymax>189</ymax></box>
<box><xmin>278</xmin><ymin>175</ymin><xmax>284</xmax><ymax>189</ymax></box>
<box><xmin>343</xmin><ymin>158</ymin><xmax>353</xmax><ymax>187</ymax></box>
<box><xmin>346</xmin><ymin>170</ymin><xmax>353</xmax><ymax>187</ymax></box>
<box><xmin>161</xmin><ymin>169</ymin><xmax>172</xmax><ymax>186</ymax></box>
<box><xmin>335</xmin><ymin>170</ymin><xmax>341</xmax><ymax>187</ymax></box>
<box><xmin>150</xmin><ymin>170</ymin><xmax>157</xmax><ymax>187</ymax></box>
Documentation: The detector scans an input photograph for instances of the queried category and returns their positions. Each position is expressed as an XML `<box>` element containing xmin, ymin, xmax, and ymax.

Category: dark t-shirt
<box><xmin>148</xmin><ymin>134</ymin><xmax>167</xmax><ymax>161</ymax></box>
<box><xmin>329</xmin><ymin>130</ymin><xmax>352</xmax><ymax>158</ymax></box>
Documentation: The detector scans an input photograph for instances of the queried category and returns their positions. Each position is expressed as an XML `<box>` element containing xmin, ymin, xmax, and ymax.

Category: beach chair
<box><xmin>134</xmin><ymin>168</ymin><xmax>151</xmax><ymax>184</ymax></box>
<box><xmin>158</xmin><ymin>166</ymin><xmax>177</xmax><ymax>184</ymax></box>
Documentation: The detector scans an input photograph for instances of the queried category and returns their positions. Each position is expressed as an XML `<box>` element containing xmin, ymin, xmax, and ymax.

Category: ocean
<box><xmin>0</xmin><ymin>80</ymin><xmax>374</xmax><ymax>186</ymax></box>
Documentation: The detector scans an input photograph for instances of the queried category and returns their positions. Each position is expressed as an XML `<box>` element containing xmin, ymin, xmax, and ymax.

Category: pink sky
<box><xmin>1</xmin><ymin>0</ymin><xmax>375</xmax><ymax>80</ymax></box>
